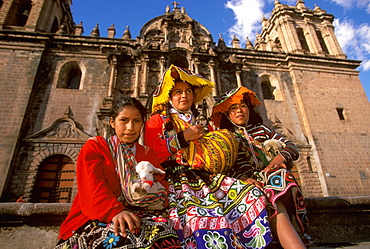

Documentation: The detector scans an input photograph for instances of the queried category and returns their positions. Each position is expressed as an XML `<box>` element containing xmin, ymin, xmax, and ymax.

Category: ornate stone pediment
<box><xmin>25</xmin><ymin>107</ymin><xmax>91</xmax><ymax>143</ymax></box>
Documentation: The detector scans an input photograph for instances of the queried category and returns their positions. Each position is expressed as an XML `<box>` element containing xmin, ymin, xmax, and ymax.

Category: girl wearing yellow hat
<box><xmin>144</xmin><ymin>65</ymin><xmax>273</xmax><ymax>248</ymax></box>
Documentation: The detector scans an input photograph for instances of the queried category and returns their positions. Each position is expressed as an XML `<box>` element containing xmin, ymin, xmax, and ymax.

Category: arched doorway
<box><xmin>31</xmin><ymin>155</ymin><xmax>75</xmax><ymax>203</ymax></box>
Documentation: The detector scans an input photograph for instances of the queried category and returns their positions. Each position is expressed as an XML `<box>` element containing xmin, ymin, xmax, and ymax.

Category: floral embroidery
<box><xmin>145</xmin><ymin>225</ymin><xmax>160</xmax><ymax>241</ymax></box>
<box><xmin>103</xmin><ymin>232</ymin><xmax>120</xmax><ymax>249</ymax></box>
<box><xmin>184</xmin><ymin>237</ymin><xmax>197</xmax><ymax>249</ymax></box>
<box><xmin>152</xmin><ymin>217</ymin><xmax>167</xmax><ymax>222</ymax></box>
<box><xmin>204</xmin><ymin>231</ymin><xmax>227</xmax><ymax>249</ymax></box>
<box><xmin>230</xmin><ymin>232</ymin><xmax>244</xmax><ymax>249</ymax></box>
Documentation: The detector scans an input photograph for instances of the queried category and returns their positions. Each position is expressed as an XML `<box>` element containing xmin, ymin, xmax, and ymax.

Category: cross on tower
<box><xmin>172</xmin><ymin>1</ymin><xmax>180</xmax><ymax>9</ymax></box>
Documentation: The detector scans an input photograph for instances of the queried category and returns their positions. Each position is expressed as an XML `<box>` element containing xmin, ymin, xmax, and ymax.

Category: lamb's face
<box><xmin>136</xmin><ymin>161</ymin><xmax>155</xmax><ymax>182</ymax></box>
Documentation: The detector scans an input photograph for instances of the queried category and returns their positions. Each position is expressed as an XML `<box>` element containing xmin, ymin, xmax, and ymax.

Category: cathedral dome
<box><xmin>138</xmin><ymin>3</ymin><xmax>213</xmax><ymax>53</ymax></box>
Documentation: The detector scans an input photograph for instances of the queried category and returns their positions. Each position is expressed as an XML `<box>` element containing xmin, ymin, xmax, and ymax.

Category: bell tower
<box><xmin>255</xmin><ymin>0</ymin><xmax>346</xmax><ymax>59</ymax></box>
<box><xmin>0</xmin><ymin>0</ymin><xmax>75</xmax><ymax>34</ymax></box>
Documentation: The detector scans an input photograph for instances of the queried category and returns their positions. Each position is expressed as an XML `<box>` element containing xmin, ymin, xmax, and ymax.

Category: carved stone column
<box><xmin>107</xmin><ymin>56</ymin><xmax>117</xmax><ymax>97</ymax></box>
<box><xmin>236</xmin><ymin>70</ymin><xmax>242</xmax><ymax>87</ymax></box>
<box><xmin>209</xmin><ymin>59</ymin><xmax>217</xmax><ymax>96</ymax></box>
<box><xmin>216</xmin><ymin>70</ymin><xmax>221</xmax><ymax>94</ymax></box>
<box><xmin>276</xmin><ymin>21</ymin><xmax>288</xmax><ymax>52</ymax></box>
<box><xmin>133</xmin><ymin>62</ymin><xmax>141</xmax><ymax>97</ymax></box>
<box><xmin>304</xmin><ymin>18</ymin><xmax>323</xmax><ymax>55</ymax></box>
<box><xmin>159</xmin><ymin>56</ymin><xmax>166</xmax><ymax>76</ymax></box>
<box><xmin>280</xmin><ymin>17</ymin><xmax>302</xmax><ymax>53</ymax></box>
<box><xmin>141</xmin><ymin>56</ymin><xmax>149</xmax><ymax>95</ymax></box>
<box><xmin>193</xmin><ymin>58</ymin><xmax>200</xmax><ymax>74</ymax></box>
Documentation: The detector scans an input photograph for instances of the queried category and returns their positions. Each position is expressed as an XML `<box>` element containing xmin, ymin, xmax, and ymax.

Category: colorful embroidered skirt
<box><xmin>55</xmin><ymin>212</ymin><xmax>180</xmax><ymax>249</ymax></box>
<box><xmin>255</xmin><ymin>166</ymin><xmax>309</xmax><ymax>235</ymax></box>
<box><xmin>163</xmin><ymin>160</ymin><xmax>273</xmax><ymax>249</ymax></box>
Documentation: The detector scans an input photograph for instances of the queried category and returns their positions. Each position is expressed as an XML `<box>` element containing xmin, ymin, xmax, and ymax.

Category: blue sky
<box><xmin>70</xmin><ymin>0</ymin><xmax>370</xmax><ymax>101</ymax></box>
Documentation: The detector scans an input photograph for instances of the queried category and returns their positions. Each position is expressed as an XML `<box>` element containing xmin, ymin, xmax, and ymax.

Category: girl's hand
<box><xmin>240</xmin><ymin>176</ymin><xmax>263</xmax><ymax>190</ymax></box>
<box><xmin>112</xmin><ymin>210</ymin><xmax>141</xmax><ymax>237</ymax></box>
<box><xmin>183</xmin><ymin>124</ymin><xmax>205</xmax><ymax>141</ymax></box>
<box><xmin>262</xmin><ymin>154</ymin><xmax>286</xmax><ymax>172</ymax></box>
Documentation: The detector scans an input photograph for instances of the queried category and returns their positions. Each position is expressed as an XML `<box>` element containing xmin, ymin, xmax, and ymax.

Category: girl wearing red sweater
<box><xmin>56</xmin><ymin>97</ymin><xmax>180</xmax><ymax>249</ymax></box>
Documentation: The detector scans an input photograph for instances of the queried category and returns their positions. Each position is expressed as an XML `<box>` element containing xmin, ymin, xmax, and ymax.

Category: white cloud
<box><xmin>333</xmin><ymin>19</ymin><xmax>356</xmax><ymax>52</ymax></box>
<box><xmin>334</xmin><ymin>18</ymin><xmax>370</xmax><ymax>71</ymax></box>
<box><xmin>331</xmin><ymin>0</ymin><xmax>370</xmax><ymax>9</ymax></box>
<box><xmin>331</xmin><ymin>0</ymin><xmax>353</xmax><ymax>9</ymax></box>
<box><xmin>363</xmin><ymin>59</ymin><xmax>370</xmax><ymax>71</ymax></box>
<box><xmin>225</xmin><ymin>0</ymin><xmax>266</xmax><ymax>45</ymax></box>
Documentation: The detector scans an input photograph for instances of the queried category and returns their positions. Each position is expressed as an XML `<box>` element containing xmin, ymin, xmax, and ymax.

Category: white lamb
<box><xmin>263</xmin><ymin>139</ymin><xmax>284</xmax><ymax>161</ymax></box>
<box><xmin>133</xmin><ymin>161</ymin><xmax>165</xmax><ymax>194</ymax></box>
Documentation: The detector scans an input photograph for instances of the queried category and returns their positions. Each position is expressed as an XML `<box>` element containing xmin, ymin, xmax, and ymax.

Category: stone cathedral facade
<box><xmin>0</xmin><ymin>0</ymin><xmax>369</xmax><ymax>203</ymax></box>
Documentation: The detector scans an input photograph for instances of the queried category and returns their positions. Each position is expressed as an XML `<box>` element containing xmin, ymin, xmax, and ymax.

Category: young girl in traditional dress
<box><xmin>211</xmin><ymin>86</ymin><xmax>309</xmax><ymax>249</ymax></box>
<box><xmin>56</xmin><ymin>97</ymin><xmax>180</xmax><ymax>249</ymax></box>
<box><xmin>144</xmin><ymin>65</ymin><xmax>273</xmax><ymax>248</ymax></box>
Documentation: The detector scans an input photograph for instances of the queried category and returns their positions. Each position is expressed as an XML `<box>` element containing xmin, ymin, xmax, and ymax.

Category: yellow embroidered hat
<box><xmin>151</xmin><ymin>64</ymin><xmax>214</xmax><ymax>112</ymax></box>
<box><xmin>211</xmin><ymin>86</ymin><xmax>261</xmax><ymax>128</ymax></box>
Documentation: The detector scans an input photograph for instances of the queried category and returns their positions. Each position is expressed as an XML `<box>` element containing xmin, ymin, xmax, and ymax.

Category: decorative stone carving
<box><xmin>90</xmin><ymin>23</ymin><xmax>100</xmax><ymax>37</ymax></box>
<box><xmin>27</xmin><ymin>118</ymin><xmax>90</xmax><ymax>142</ymax></box>
<box><xmin>140</xmin><ymin>2</ymin><xmax>213</xmax><ymax>52</ymax></box>
<box><xmin>26</xmin><ymin>107</ymin><xmax>91</xmax><ymax>142</ymax></box>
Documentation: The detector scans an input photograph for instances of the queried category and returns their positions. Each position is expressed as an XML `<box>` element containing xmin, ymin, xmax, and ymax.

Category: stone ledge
<box><xmin>305</xmin><ymin>196</ymin><xmax>370</xmax><ymax>243</ymax></box>
<box><xmin>0</xmin><ymin>196</ymin><xmax>369</xmax><ymax>246</ymax></box>
<box><xmin>0</xmin><ymin>202</ymin><xmax>71</xmax><ymax>216</ymax></box>
<box><xmin>0</xmin><ymin>202</ymin><xmax>70</xmax><ymax>227</ymax></box>
<box><xmin>305</xmin><ymin>196</ymin><xmax>370</xmax><ymax>209</ymax></box>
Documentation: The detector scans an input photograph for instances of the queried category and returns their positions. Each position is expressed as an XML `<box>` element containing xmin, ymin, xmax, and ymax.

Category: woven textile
<box><xmin>230</xmin><ymin>125</ymin><xmax>309</xmax><ymax>235</ymax></box>
<box><xmin>145</xmin><ymin>112</ymin><xmax>273</xmax><ymax>248</ymax></box>
<box><xmin>171</xmin><ymin>113</ymin><xmax>239</xmax><ymax>174</ymax></box>
<box><xmin>183</xmin><ymin>129</ymin><xmax>239</xmax><ymax>173</ymax></box>
<box><xmin>106</xmin><ymin>135</ymin><xmax>167</xmax><ymax>210</ymax></box>
<box><xmin>163</xmin><ymin>161</ymin><xmax>273</xmax><ymax>249</ymax></box>
<box><xmin>56</xmin><ymin>213</ymin><xmax>180</xmax><ymax>249</ymax></box>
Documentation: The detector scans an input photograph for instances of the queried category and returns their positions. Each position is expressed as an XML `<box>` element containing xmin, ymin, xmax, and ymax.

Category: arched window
<box><xmin>167</xmin><ymin>51</ymin><xmax>189</xmax><ymax>69</ymax></box>
<box><xmin>307</xmin><ymin>156</ymin><xmax>313</xmax><ymax>171</ymax></box>
<box><xmin>261</xmin><ymin>80</ymin><xmax>274</xmax><ymax>100</ymax></box>
<box><xmin>5</xmin><ymin>0</ymin><xmax>32</xmax><ymax>27</ymax></box>
<box><xmin>31</xmin><ymin>155</ymin><xmax>75</xmax><ymax>203</ymax></box>
<box><xmin>50</xmin><ymin>17</ymin><xmax>59</xmax><ymax>33</ymax></box>
<box><xmin>57</xmin><ymin>62</ymin><xmax>82</xmax><ymax>89</ymax></box>
<box><xmin>148</xmin><ymin>75</ymin><xmax>158</xmax><ymax>95</ymax></box>
<box><xmin>336</xmin><ymin>107</ymin><xmax>345</xmax><ymax>120</ymax></box>
<box><xmin>260</xmin><ymin>75</ymin><xmax>275</xmax><ymax>100</ymax></box>
<box><xmin>259</xmin><ymin>74</ymin><xmax>283</xmax><ymax>101</ymax></box>
<box><xmin>296</xmin><ymin>27</ymin><xmax>310</xmax><ymax>52</ymax></box>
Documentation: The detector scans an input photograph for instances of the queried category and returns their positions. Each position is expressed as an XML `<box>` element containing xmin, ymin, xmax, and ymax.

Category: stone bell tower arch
<box><xmin>255</xmin><ymin>0</ymin><xmax>345</xmax><ymax>59</ymax></box>
<box><xmin>0</xmin><ymin>0</ymin><xmax>75</xmax><ymax>34</ymax></box>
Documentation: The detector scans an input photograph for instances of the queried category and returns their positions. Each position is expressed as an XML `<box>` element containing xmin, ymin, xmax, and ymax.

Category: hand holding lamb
<box><xmin>133</xmin><ymin>161</ymin><xmax>165</xmax><ymax>194</ymax></box>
